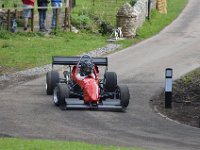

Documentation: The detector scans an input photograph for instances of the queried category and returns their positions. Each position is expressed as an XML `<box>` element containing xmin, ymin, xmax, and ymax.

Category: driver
<box><xmin>72</xmin><ymin>59</ymin><xmax>100</xmax><ymax>103</ymax></box>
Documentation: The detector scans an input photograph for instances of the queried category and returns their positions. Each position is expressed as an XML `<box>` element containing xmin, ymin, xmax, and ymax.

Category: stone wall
<box><xmin>116</xmin><ymin>0</ymin><xmax>156</xmax><ymax>38</ymax></box>
<box><xmin>133</xmin><ymin>0</ymin><xmax>147</xmax><ymax>28</ymax></box>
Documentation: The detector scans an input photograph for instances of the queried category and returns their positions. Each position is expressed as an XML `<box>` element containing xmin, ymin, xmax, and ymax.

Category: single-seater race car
<box><xmin>46</xmin><ymin>55</ymin><xmax>130</xmax><ymax>111</ymax></box>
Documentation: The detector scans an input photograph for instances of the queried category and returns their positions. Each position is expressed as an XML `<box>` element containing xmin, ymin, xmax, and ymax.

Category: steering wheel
<box><xmin>77</xmin><ymin>55</ymin><xmax>93</xmax><ymax>68</ymax></box>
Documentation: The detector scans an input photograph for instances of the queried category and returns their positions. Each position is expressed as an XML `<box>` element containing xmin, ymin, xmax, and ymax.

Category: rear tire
<box><xmin>104</xmin><ymin>72</ymin><xmax>117</xmax><ymax>92</ymax></box>
<box><xmin>46</xmin><ymin>71</ymin><xmax>59</xmax><ymax>95</ymax></box>
<box><xmin>116</xmin><ymin>85</ymin><xmax>130</xmax><ymax>108</ymax></box>
<box><xmin>53</xmin><ymin>83</ymin><xmax>69</xmax><ymax>106</ymax></box>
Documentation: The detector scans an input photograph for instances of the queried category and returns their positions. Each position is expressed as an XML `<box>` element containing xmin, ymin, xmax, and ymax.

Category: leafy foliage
<box><xmin>71</xmin><ymin>14</ymin><xmax>93</xmax><ymax>30</ymax></box>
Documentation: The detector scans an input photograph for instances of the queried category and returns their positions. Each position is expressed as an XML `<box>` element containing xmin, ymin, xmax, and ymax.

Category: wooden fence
<box><xmin>0</xmin><ymin>0</ymin><xmax>73</xmax><ymax>32</ymax></box>
<box><xmin>0</xmin><ymin>0</ymin><xmax>130</xmax><ymax>32</ymax></box>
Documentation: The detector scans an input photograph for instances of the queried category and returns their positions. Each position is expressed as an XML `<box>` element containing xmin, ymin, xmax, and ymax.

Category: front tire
<box><xmin>53</xmin><ymin>83</ymin><xmax>69</xmax><ymax>106</ymax></box>
<box><xmin>46</xmin><ymin>71</ymin><xmax>59</xmax><ymax>95</ymax></box>
<box><xmin>104</xmin><ymin>72</ymin><xmax>117</xmax><ymax>92</ymax></box>
<box><xmin>116</xmin><ymin>85</ymin><xmax>130</xmax><ymax>108</ymax></box>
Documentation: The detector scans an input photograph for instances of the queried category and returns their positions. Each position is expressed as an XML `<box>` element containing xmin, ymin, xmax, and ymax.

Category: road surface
<box><xmin>0</xmin><ymin>0</ymin><xmax>200</xmax><ymax>149</ymax></box>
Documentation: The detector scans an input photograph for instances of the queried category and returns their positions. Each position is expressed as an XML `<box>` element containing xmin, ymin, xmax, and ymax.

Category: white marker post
<box><xmin>165</xmin><ymin>68</ymin><xmax>173</xmax><ymax>108</ymax></box>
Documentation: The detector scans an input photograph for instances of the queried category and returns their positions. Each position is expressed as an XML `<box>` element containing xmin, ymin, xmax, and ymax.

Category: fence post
<box><xmin>31</xmin><ymin>8</ymin><xmax>34</xmax><ymax>32</ymax></box>
<box><xmin>14</xmin><ymin>4</ymin><xmax>17</xmax><ymax>18</ymax></box>
<box><xmin>165</xmin><ymin>68</ymin><xmax>173</xmax><ymax>108</ymax></box>
<box><xmin>147</xmin><ymin>0</ymin><xmax>151</xmax><ymax>20</ymax></box>
<box><xmin>64</xmin><ymin>7</ymin><xmax>67</xmax><ymax>30</ymax></box>
<box><xmin>55</xmin><ymin>8</ymin><xmax>59</xmax><ymax>31</ymax></box>
<box><xmin>69</xmin><ymin>0</ymin><xmax>72</xmax><ymax>31</ymax></box>
<box><xmin>64</xmin><ymin>0</ymin><xmax>70</xmax><ymax>30</ymax></box>
<box><xmin>69</xmin><ymin>0</ymin><xmax>72</xmax><ymax>9</ymax></box>
<box><xmin>7</xmin><ymin>9</ymin><xmax>11</xmax><ymax>31</ymax></box>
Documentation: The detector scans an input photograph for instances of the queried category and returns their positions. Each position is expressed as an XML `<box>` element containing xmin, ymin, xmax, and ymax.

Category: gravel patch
<box><xmin>83</xmin><ymin>43</ymin><xmax>120</xmax><ymax>57</ymax></box>
<box><xmin>0</xmin><ymin>43</ymin><xmax>120</xmax><ymax>89</ymax></box>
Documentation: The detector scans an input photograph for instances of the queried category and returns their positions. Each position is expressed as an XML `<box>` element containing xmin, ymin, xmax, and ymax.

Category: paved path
<box><xmin>1</xmin><ymin>0</ymin><xmax>200</xmax><ymax>150</ymax></box>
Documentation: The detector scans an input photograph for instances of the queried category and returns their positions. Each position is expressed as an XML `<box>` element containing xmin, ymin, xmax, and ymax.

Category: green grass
<box><xmin>179</xmin><ymin>68</ymin><xmax>200</xmax><ymax>85</ymax></box>
<box><xmin>0</xmin><ymin>0</ymin><xmax>188</xmax><ymax>73</ymax></box>
<box><xmin>0</xmin><ymin>0</ymin><xmax>129</xmax><ymax>27</ymax></box>
<box><xmin>0</xmin><ymin>0</ymin><xmax>20</xmax><ymax>7</ymax></box>
<box><xmin>137</xmin><ymin>0</ymin><xmax>188</xmax><ymax>39</ymax></box>
<box><xmin>72</xmin><ymin>0</ymin><xmax>130</xmax><ymax>26</ymax></box>
<box><xmin>0</xmin><ymin>31</ymin><xmax>107</xmax><ymax>73</ymax></box>
<box><xmin>0</xmin><ymin>138</ymin><xmax>145</xmax><ymax>150</ymax></box>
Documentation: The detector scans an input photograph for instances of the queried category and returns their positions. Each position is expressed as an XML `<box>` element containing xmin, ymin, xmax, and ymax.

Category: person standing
<box><xmin>37</xmin><ymin>0</ymin><xmax>49</xmax><ymax>32</ymax></box>
<box><xmin>51</xmin><ymin>0</ymin><xmax>62</xmax><ymax>29</ymax></box>
<box><xmin>22</xmin><ymin>0</ymin><xmax>35</xmax><ymax>31</ymax></box>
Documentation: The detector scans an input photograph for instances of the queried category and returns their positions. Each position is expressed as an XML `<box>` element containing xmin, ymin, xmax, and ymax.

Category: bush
<box><xmin>99</xmin><ymin>22</ymin><xmax>113</xmax><ymax>35</ymax></box>
<box><xmin>71</xmin><ymin>14</ymin><xmax>91</xmax><ymax>28</ymax></box>
<box><xmin>71</xmin><ymin>14</ymin><xmax>99</xmax><ymax>32</ymax></box>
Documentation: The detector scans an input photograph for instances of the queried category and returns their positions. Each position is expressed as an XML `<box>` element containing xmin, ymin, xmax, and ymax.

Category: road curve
<box><xmin>1</xmin><ymin>0</ymin><xmax>200</xmax><ymax>150</ymax></box>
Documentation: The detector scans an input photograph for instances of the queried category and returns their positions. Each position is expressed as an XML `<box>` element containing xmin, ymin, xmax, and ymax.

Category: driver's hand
<box><xmin>94</xmin><ymin>66</ymin><xmax>99</xmax><ymax>73</ymax></box>
<box><xmin>72</xmin><ymin>65</ymin><xmax>77</xmax><ymax>73</ymax></box>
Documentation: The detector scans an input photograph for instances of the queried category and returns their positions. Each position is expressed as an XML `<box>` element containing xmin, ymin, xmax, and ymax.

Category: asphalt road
<box><xmin>1</xmin><ymin>0</ymin><xmax>200</xmax><ymax>150</ymax></box>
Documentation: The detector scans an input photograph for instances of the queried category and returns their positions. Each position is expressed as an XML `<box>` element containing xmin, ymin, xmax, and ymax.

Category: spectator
<box><xmin>51</xmin><ymin>0</ymin><xmax>62</xmax><ymax>29</ymax></box>
<box><xmin>37</xmin><ymin>0</ymin><xmax>49</xmax><ymax>32</ymax></box>
<box><xmin>22</xmin><ymin>0</ymin><xmax>35</xmax><ymax>31</ymax></box>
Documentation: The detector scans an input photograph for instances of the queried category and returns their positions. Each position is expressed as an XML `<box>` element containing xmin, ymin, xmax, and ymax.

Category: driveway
<box><xmin>0</xmin><ymin>0</ymin><xmax>200</xmax><ymax>150</ymax></box>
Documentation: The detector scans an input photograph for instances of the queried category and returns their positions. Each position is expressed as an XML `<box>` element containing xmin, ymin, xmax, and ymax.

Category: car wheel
<box><xmin>53</xmin><ymin>83</ymin><xmax>69</xmax><ymax>106</ymax></box>
<box><xmin>46</xmin><ymin>71</ymin><xmax>59</xmax><ymax>95</ymax></box>
<box><xmin>116</xmin><ymin>85</ymin><xmax>130</xmax><ymax>108</ymax></box>
<box><xmin>104</xmin><ymin>72</ymin><xmax>117</xmax><ymax>92</ymax></box>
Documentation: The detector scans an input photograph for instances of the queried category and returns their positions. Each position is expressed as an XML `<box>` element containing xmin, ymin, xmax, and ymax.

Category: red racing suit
<box><xmin>22</xmin><ymin>0</ymin><xmax>35</xmax><ymax>6</ymax></box>
<box><xmin>72</xmin><ymin>66</ymin><xmax>100</xmax><ymax>102</ymax></box>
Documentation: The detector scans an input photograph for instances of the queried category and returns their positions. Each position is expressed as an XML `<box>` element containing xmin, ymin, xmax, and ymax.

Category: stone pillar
<box><xmin>156</xmin><ymin>0</ymin><xmax>167</xmax><ymax>14</ymax></box>
<box><xmin>116</xmin><ymin>3</ymin><xmax>137</xmax><ymax>38</ymax></box>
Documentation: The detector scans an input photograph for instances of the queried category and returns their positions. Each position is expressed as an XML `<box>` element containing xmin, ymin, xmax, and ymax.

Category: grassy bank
<box><xmin>0</xmin><ymin>138</ymin><xmax>145</xmax><ymax>150</ymax></box>
<box><xmin>136</xmin><ymin>0</ymin><xmax>188</xmax><ymax>39</ymax></box>
<box><xmin>0</xmin><ymin>0</ymin><xmax>188</xmax><ymax>74</ymax></box>
<box><xmin>0</xmin><ymin>32</ymin><xmax>107</xmax><ymax>74</ymax></box>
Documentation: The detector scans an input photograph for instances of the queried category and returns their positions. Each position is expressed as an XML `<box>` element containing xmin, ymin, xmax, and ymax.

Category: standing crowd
<box><xmin>22</xmin><ymin>0</ymin><xmax>62</xmax><ymax>32</ymax></box>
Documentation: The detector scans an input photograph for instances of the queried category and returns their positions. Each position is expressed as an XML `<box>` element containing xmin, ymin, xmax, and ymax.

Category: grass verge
<box><xmin>0</xmin><ymin>0</ymin><xmax>188</xmax><ymax>74</ymax></box>
<box><xmin>0</xmin><ymin>31</ymin><xmax>107</xmax><ymax>74</ymax></box>
<box><xmin>137</xmin><ymin>0</ymin><xmax>188</xmax><ymax>39</ymax></box>
<box><xmin>0</xmin><ymin>138</ymin><xmax>145</xmax><ymax>150</ymax></box>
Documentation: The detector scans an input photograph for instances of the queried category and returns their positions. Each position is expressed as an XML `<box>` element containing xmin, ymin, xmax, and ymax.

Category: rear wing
<box><xmin>52</xmin><ymin>56</ymin><xmax>108</xmax><ymax>66</ymax></box>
